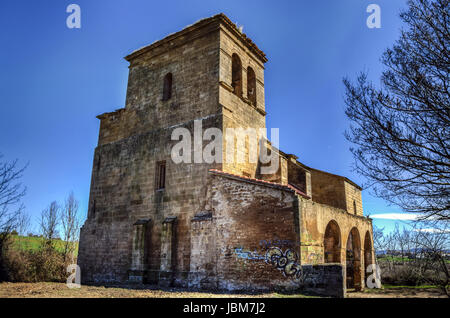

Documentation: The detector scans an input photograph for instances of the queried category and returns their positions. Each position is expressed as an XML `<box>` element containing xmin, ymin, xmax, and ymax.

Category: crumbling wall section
<box><xmin>207</xmin><ymin>173</ymin><xmax>301</xmax><ymax>291</ymax></box>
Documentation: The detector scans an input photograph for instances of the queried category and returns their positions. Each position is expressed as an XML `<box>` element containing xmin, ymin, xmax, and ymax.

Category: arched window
<box><xmin>231</xmin><ymin>54</ymin><xmax>242</xmax><ymax>97</ymax></box>
<box><xmin>162</xmin><ymin>73</ymin><xmax>172</xmax><ymax>101</ymax></box>
<box><xmin>247</xmin><ymin>66</ymin><xmax>256</xmax><ymax>105</ymax></box>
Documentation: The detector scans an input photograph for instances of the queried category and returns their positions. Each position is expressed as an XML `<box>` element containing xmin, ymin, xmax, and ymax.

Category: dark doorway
<box><xmin>346</xmin><ymin>227</ymin><xmax>361</xmax><ymax>290</ymax></box>
<box><xmin>364</xmin><ymin>231</ymin><xmax>373</xmax><ymax>286</ymax></box>
<box><xmin>324</xmin><ymin>220</ymin><xmax>341</xmax><ymax>263</ymax></box>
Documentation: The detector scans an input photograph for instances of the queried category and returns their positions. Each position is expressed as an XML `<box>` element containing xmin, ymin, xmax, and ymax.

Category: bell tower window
<box><xmin>247</xmin><ymin>66</ymin><xmax>256</xmax><ymax>105</ymax></box>
<box><xmin>231</xmin><ymin>54</ymin><xmax>242</xmax><ymax>97</ymax></box>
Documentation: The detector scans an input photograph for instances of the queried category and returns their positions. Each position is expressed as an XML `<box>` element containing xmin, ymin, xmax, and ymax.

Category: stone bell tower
<box><xmin>78</xmin><ymin>13</ymin><xmax>271</xmax><ymax>285</ymax></box>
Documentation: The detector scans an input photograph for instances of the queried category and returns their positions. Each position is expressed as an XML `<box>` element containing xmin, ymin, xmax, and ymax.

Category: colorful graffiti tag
<box><xmin>234</xmin><ymin>247</ymin><xmax>265</xmax><ymax>260</ymax></box>
<box><xmin>265</xmin><ymin>247</ymin><xmax>303</xmax><ymax>280</ymax></box>
<box><xmin>232</xmin><ymin>245</ymin><xmax>320</xmax><ymax>285</ymax></box>
<box><xmin>259</xmin><ymin>238</ymin><xmax>294</xmax><ymax>249</ymax></box>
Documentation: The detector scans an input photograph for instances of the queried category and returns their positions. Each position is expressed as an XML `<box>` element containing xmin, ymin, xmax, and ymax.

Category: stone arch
<box><xmin>231</xmin><ymin>53</ymin><xmax>242</xmax><ymax>97</ymax></box>
<box><xmin>247</xmin><ymin>66</ymin><xmax>256</xmax><ymax>105</ymax></box>
<box><xmin>346</xmin><ymin>227</ymin><xmax>362</xmax><ymax>290</ymax></box>
<box><xmin>364</xmin><ymin>231</ymin><xmax>373</xmax><ymax>286</ymax></box>
<box><xmin>323</xmin><ymin>220</ymin><xmax>341</xmax><ymax>263</ymax></box>
<box><xmin>162</xmin><ymin>73</ymin><xmax>173</xmax><ymax>101</ymax></box>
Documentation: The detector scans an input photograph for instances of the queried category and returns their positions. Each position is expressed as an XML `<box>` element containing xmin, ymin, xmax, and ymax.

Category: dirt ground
<box><xmin>347</xmin><ymin>287</ymin><xmax>448</xmax><ymax>298</ymax></box>
<box><xmin>0</xmin><ymin>282</ymin><xmax>447</xmax><ymax>298</ymax></box>
<box><xmin>0</xmin><ymin>282</ymin><xmax>289</xmax><ymax>298</ymax></box>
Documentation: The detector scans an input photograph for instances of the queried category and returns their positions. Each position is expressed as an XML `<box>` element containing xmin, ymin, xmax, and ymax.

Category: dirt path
<box><xmin>0</xmin><ymin>282</ymin><xmax>283</xmax><ymax>298</ymax></box>
<box><xmin>0</xmin><ymin>282</ymin><xmax>446</xmax><ymax>298</ymax></box>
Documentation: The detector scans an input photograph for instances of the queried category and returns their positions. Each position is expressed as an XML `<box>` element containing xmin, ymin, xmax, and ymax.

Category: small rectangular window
<box><xmin>156</xmin><ymin>161</ymin><xmax>166</xmax><ymax>190</ymax></box>
<box><xmin>96</xmin><ymin>156</ymin><xmax>101</xmax><ymax>172</ymax></box>
<box><xmin>162</xmin><ymin>73</ymin><xmax>172</xmax><ymax>101</ymax></box>
<box><xmin>91</xmin><ymin>199</ymin><xmax>96</xmax><ymax>218</ymax></box>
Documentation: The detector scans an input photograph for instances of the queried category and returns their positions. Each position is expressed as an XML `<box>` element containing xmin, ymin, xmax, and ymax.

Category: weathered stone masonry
<box><xmin>78</xmin><ymin>14</ymin><xmax>374</xmax><ymax>297</ymax></box>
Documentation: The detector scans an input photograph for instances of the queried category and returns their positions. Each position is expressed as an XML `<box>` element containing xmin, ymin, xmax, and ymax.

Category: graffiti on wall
<box><xmin>234</xmin><ymin>247</ymin><xmax>265</xmax><ymax>261</ymax></box>
<box><xmin>232</xmin><ymin>241</ymin><xmax>322</xmax><ymax>285</ymax></box>
<box><xmin>259</xmin><ymin>238</ymin><xmax>294</xmax><ymax>249</ymax></box>
<box><xmin>230</xmin><ymin>242</ymin><xmax>338</xmax><ymax>291</ymax></box>
<box><xmin>265</xmin><ymin>247</ymin><xmax>303</xmax><ymax>280</ymax></box>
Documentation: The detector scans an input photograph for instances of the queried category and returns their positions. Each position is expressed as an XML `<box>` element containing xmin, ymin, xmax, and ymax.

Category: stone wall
<box><xmin>188</xmin><ymin>212</ymin><xmax>217</xmax><ymax>289</ymax></box>
<box><xmin>78</xmin><ymin>115</ymin><xmax>223</xmax><ymax>284</ymax></box>
<box><xmin>287</xmin><ymin>158</ymin><xmax>311</xmax><ymax>196</ymax></box>
<box><xmin>344</xmin><ymin>181</ymin><xmax>364</xmax><ymax>216</ymax></box>
<box><xmin>300</xmin><ymin>264</ymin><xmax>345</xmax><ymax>298</ymax></box>
<box><xmin>200</xmin><ymin>172</ymin><xmax>347</xmax><ymax>297</ymax></box>
<box><xmin>309</xmin><ymin>169</ymin><xmax>347</xmax><ymax>211</ymax></box>
<box><xmin>205</xmin><ymin>171</ymin><xmax>301</xmax><ymax>291</ymax></box>
<box><xmin>219</xmin><ymin>24</ymin><xmax>268</xmax><ymax>178</ymax></box>
<box><xmin>97</xmin><ymin>28</ymin><xmax>220</xmax><ymax>146</ymax></box>
<box><xmin>297</xmin><ymin>197</ymin><xmax>374</xmax><ymax>290</ymax></box>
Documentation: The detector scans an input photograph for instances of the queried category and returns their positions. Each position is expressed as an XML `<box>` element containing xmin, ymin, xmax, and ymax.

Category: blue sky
<box><xmin>0</xmin><ymin>0</ymin><xmax>412</xmax><ymax>234</ymax></box>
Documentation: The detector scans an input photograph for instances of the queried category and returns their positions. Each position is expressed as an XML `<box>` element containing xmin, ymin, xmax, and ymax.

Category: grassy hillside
<box><xmin>9</xmin><ymin>235</ymin><xmax>78</xmax><ymax>256</ymax></box>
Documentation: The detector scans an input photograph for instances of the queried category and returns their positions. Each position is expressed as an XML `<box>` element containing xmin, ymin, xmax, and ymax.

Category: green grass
<box><xmin>9</xmin><ymin>235</ymin><xmax>78</xmax><ymax>256</ymax></box>
<box><xmin>378</xmin><ymin>256</ymin><xmax>450</xmax><ymax>264</ymax></box>
<box><xmin>382</xmin><ymin>284</ymin><xmax>440</xmax><ymax>289</ymax></box>
<box><xmin>361</xmin><ymin>284</ymin><xmax>442</xmax><ymax>294</ymax></box>
<box><xmin>377</xmin><ymin>256</ymin><xmax>412</xmax><ymax>262</ymax></box>
<box><xmin>273</xmin><ymin>293</ymin><xmax>321</xmax><ymax>298</ymax></box>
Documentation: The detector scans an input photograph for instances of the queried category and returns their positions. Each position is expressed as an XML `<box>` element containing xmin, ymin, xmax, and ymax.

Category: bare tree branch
<box><xmin>343</xmin><ymin>0</ymin><xmax>450</xmax><ymax>220</ymax></box>
<box><xmin>0</xmin><ymin>153</ymin><xmax>28</xmax><ymax>281</ymax></box>
<box><xmin>39</xmin><ymin>201</ymin><xmax>60</xmax><ymax>248</ymax></box>
<box><xmin>60</xmin><ymin>192</ymin><xmax>81</xmax><ymax>262</ymax></box>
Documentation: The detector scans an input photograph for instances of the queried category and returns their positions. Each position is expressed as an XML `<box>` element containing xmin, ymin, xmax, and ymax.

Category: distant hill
<box><xmin>9</xmin><ymin>235</ymin><xmax>79</xmax><ymax>256</ymax></box>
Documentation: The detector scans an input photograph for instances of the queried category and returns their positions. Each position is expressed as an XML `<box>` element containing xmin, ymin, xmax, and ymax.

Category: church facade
<box><xmin>77</xmin><ymin>14</ymin><xmax>375</xmax><ymax>297</ymax></box>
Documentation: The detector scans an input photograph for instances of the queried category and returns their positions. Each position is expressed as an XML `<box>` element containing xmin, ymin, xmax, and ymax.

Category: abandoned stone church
<box><xmin>78</xmin><ymin>14</ymin><xmax>375</xmax><ymax>297</ymax></box>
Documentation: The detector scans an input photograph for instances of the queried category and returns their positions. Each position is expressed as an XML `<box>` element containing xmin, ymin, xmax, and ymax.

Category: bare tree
<box><xmin>374</xmin><ymin>220</ymin><xmax>449</xmax><ymax>296</ymax></box>
<box><xmin>343</xmin><ymin>0</ymin><xmax>449</xmax><ymax>220</ymax></box>
<box><xmin>373</xmin><ymin>225</ymin><xmax>386</xmax><ymax>252</ymax></box>
<box><xmin>410</xmin><ymin>220</ymin><xmax>450</xmax><ymax>296</ymax></box>
<box><xmin>60</xmin><ymin>192</ymin><xmax>81</xmax><ymax>262</ymax></box>
<box><xmin>0</xmin><ymin>154</ymin><xmax>27</xmax><ymax>280</ymax></box>
<box><xmin>16</xmin><ymin>212</ymin><xmax>30</xmax><ymax>236</ymax></box>
<box><xmin>39</xmin><ymin>201</ymin><xmax>60</xmax><ymax>248</ymax></box>
<box><xmin>0</xmin><ymin>154</ymin><xmax>27</xmax><ymax>235</ymax></box>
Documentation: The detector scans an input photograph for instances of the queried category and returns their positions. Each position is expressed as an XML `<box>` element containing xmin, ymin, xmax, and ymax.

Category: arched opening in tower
<box><xmin>247</xmin><ymin>66</ymin><xmax>256</xmax><ymax>105</ymax></box>
<box><xmin>232</xmin><ymin>54</ymin><xmax>242</xmax><ymax>97</ymax></box>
